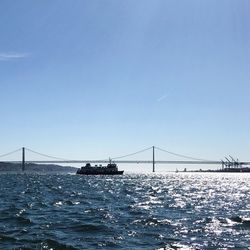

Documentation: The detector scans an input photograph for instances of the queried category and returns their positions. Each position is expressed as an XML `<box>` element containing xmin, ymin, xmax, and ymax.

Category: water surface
<box><xmin>0</xmin><ymin>172</ymin><xmax>249</xmax><ymax>249</ymax></box>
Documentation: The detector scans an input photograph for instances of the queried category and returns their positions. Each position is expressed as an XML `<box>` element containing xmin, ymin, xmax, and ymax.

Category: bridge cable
<box><xmin>0</xmin><ymin>148</ymin><xmax>22</xmax><ymax>158</ymax></box>
<box><xmin>111</xmin><ymin>146</ymin><xmax>153</xmax><ymax>160</ymax></box>
<box><xmin>155</xmin><ymin>146</ymin><xmax>211</xmax><ymax>161</ymax></box>
<box><xmin>25</xmin><ymin>148</ymin><xmax>71</xmax><ymax>161</ymax></box>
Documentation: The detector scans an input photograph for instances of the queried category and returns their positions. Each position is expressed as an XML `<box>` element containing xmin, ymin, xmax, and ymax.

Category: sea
<box><xmin>0</xmin><ymin>172</ymin><xmax>249</xmax><ymax>249</ymax></box>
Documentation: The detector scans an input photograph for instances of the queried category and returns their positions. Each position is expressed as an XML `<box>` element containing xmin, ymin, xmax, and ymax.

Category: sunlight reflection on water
<box><xmin>0</xmin><ymin>172</ymin><xmax>249</xmax><ymax>249</ymax></box>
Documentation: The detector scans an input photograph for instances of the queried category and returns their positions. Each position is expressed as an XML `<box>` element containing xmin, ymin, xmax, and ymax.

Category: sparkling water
<box><xmin>0</xmin><ymin>172</ymin><xmax>249</xmax><ymax>249</ymax></box>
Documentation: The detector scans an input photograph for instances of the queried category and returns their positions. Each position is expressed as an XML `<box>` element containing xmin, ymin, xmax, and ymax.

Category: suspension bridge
<box><xmin>0</xmin><ymin>146</ymin><xmax>249</xmax><ymax>172</ymax></box>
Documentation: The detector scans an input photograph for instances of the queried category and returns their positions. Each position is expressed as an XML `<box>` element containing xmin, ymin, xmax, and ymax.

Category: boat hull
<box><xmin>76</xmin><ymin>170</ymin><xmax>124</xmax><ymax>175</ymax></box>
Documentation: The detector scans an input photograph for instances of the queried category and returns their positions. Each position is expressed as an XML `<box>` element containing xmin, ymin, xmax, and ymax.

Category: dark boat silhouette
<box><xmin>76</xmin><ymin>162</ymin><xmax>124</xmax><ymax>175</ymax></box>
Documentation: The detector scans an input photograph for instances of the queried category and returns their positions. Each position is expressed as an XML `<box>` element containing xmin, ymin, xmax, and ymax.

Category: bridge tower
<box><xmin>153</xmin><ymin>146</ymin><xmax>155</xmax><ymax>172</ymax></box>
<box><xmin>22</xmin><ymin>147</ymin><xmax>25</xmax><ymax>171</ymax></box>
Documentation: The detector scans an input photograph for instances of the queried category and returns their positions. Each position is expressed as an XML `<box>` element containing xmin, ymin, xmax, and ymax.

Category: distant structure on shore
<box><xmin>186</xmin><ymin>156</ymin><xmax>250</xmax><ymax>173</ymax></box>
<box><xmin>219</xmin><ymin>156</ymin><xmax>250</xmax><ymax>172</ymax></box>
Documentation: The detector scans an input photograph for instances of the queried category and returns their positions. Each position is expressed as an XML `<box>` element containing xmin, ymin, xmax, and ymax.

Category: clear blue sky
<box><xmin>0</xmin><ymin>0</ymin><xmax>250</xmax><ymax>166</ymax></box>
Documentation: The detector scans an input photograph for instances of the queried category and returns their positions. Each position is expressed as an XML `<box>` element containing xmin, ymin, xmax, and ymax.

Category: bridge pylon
<box><xmin>153</xmin><ymin>146</ymin><xmax>155</xmax><ymax>172</ymax></box>
<box><xmin>22</xmin><ymin>147</ymin><xmax>25</xmax><ymax>171</ymax></box>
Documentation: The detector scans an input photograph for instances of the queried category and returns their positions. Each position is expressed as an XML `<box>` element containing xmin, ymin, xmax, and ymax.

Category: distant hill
<box><xmin>0</xmin><ymin>162</ymin><xmax>77</xmax><ymax>172</ymax></box>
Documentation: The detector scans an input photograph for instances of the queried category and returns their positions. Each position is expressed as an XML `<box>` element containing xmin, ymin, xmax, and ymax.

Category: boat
<box><xmin>76</xmin><ymin>162</ymin><xmax>124</xmax><ymax>175</ymax></box>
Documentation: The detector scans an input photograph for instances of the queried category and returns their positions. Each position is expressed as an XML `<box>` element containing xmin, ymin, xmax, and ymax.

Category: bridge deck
<box><xmin>2</xmin><ymin>160</ymin><xmax>250</xmax><ymax>165</ymax></box>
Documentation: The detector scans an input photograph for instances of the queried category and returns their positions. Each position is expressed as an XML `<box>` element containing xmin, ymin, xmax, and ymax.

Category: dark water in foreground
<box><xmin>0</xmin><ymin>173</ymin><xmax>250</xmax><ymax>249</ymax></box>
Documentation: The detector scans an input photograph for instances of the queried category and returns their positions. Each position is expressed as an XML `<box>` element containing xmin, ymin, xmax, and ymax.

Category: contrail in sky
<box><xmin>157</xmin><ymin>94</ymin><xmax>167</xmax><ymax>102</ymax></box>
<box><xmin>0</xmin><ymin>53</ymin><xmax>29</xmax><ymax>61</ymax></box>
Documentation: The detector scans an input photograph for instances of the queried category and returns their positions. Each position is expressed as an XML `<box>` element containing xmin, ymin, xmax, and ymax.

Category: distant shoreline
<box><xmin>0</xmin><ymin>162</ymin><xmax>76</xmax><ymax>172</ymax></box>
<box><xmin>180</xmin><ymin>168</ymin><xmax>250</xmax><ymax>173</ymax></box>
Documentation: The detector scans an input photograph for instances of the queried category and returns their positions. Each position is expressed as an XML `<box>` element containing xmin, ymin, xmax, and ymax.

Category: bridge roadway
<box><xmin>5</xmin><ymin>160</ymin><xmax>250</xmax><ymax>165</ymax></box>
